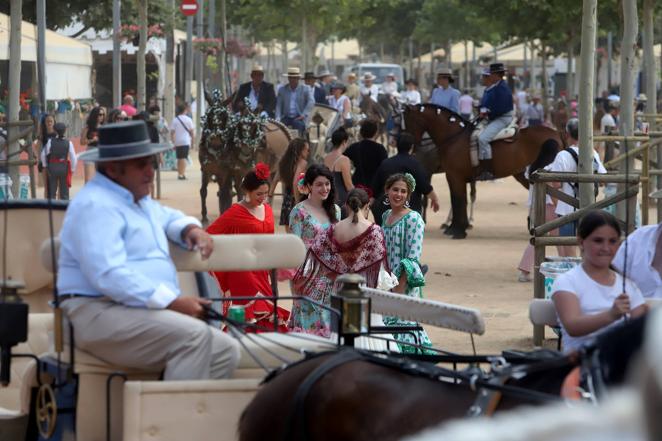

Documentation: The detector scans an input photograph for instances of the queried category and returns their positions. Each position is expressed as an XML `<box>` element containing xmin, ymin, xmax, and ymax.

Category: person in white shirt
<box><xmin>170</xmin><ymin>103</ymin><xmax>195</xmax><ymax>180</ymax></box>
<box><xmin>359</xmin><ymin>72</ymin><xmax>379</xmax><ymax>103</ymax></box>
<box><xmin>546</xmin><ymin>118</ymin><xmax>607</xmax><ymax>256</ymax></box>
<box><xmin>600</xmin><ymin>101</ymin><xmax>619</xmax><ymax>134</ymax></box>
<box><xmin>401</xmin><ymin>79</ymin><xmax>422</xmax><ymax>105</ymax></box>
<box><xmin>380</xmin><ymin>73</ymin><xmax>399</xmax><ymax>97</ymax></box>
<box><xmin>551</xmin><ymin>210</ymin><xmax>647</xmax><ymax>354</ymax></box>
<box><xmin>516</xmin><ymin>89</ymin><xmax>529</xmax><ymax>117</ymax></box>
<box><xmin>612</xmin><ymin>190</ymin><xmax>662</xmax><ymax>299</ymax></box>
<box><xmin>458</xmin><ymin>90</ymin><xmax>474</xmax><ymax>120</ymax></box>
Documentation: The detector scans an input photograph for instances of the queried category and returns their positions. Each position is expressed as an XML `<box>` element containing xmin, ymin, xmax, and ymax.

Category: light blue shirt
<box><xmin>248</xmin><ymin>86</ymin><xmax>259</xmax><ymax>110</ymax></box>
<box><xmin>288</xmin><ymin>86</ymin><xmax>299</xmax><ymax>117</ymax></box>
<box><xmin>429</xmin><ymin>86</ymin><xmax>461</xmax><ymax>113</ymax></box>
<box><xmin>57</xmin><ymin>173</ymin><xmax>201</xmax><ymax>309</ymax></box>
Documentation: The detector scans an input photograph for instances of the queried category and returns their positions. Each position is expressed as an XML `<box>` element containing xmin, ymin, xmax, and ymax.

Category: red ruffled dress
<box><xmin>206</xmin><ymin>203</ymin><xmax>290</xmax><ymax>332</ymax></box>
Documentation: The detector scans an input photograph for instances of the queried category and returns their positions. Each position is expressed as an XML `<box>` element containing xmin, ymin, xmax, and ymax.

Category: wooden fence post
<box><xmin>532</xmin><ymin>179</ymin><xmax>547</xmax><ymax>346</ymax></box>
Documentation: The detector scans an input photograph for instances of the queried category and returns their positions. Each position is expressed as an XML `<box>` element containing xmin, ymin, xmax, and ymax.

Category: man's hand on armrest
<box><xmin>167</xmin><ymin>296</ymin><xmax>212</xmax><ymax>319</ymax></box>
<box><xmin>181</xmin><ymin>225</ymin><xmax>214</xmax><ymax>260</ymax></box>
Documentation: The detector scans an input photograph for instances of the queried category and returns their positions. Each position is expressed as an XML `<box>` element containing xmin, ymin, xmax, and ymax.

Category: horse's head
<box><xmin>402</xmin><ymin>104</ymin><xmax>427</xmax><ymax>146</ymax></box>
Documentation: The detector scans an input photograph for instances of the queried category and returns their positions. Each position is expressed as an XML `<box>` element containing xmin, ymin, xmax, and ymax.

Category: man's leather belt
<box><xmin>58</xmin><ymin>294</ymin><xmax>94</xmax><ymax>302</ymax></box>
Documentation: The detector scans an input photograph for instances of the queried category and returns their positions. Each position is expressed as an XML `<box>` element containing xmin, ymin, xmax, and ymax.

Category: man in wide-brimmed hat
<box><xmin>429</xmin><ymin>67</ymin><xmax>460</xmax><ymax>113</ymax></box>
<box><xmin>232</xmin><ymin>64</ymin><xmax>276</xmax><ymax>117</ymax></box>
<box><xmin>477</xmin><ymin>62</ymin><xmax>515</xmax><ymax>180</ymax></box>
<box><xmin>359</xmin><ymin>72</ymin><xmax>379</xmax><ymax>104</ymax></box>
<box><xmin>276</xmin><ymin>67</ymin><xmax>315</xmax><ymax>134</ymax></box>
<box><xmin>316</xmin><ymin>69</ymin><xmax>334</xmax><ymax>96</ymax></box>
<box><xmin>57</xmin><ymin>120</ymin><xmax>240</xmax><ymax>380</ymax></box>
<box><xmin>345</xmin><ymin>72</ymin><xmax>360</xmax><ymax>104</ymax></box>
<box><xmin>304</xmin><ymin>71</ymin><xmax>328</xmax><ymax>105</ymax></box>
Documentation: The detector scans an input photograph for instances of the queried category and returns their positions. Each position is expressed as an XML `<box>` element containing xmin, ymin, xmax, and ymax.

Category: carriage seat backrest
<box><xmin>41</xmin><ymin>233</ymin><xmax>306</xmax><ymax>274</ymax></box>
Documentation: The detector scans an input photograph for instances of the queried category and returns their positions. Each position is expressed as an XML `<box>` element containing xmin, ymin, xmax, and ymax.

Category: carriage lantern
<box><xmin>332</xmin><ymin>274</ymin><xmax>371</xmax><ymax>347</ymax></box>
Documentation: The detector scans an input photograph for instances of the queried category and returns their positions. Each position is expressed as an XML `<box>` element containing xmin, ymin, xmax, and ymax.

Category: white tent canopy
<box><xmin>0</xmin><ymin>13</ymin><xmax>93</xmax><ymax>100</ymax></box>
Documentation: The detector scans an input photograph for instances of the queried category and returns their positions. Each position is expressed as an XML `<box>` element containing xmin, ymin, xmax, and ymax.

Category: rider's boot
<box><xmin>476</xmin><ymin>159</ymin><xmax>495</xmax><ymax>181</ymax></box>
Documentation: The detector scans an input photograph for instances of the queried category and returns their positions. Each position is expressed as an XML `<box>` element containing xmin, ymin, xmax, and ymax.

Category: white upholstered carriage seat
<box><xmin>37</xmin><ymin>233</ymin><xmax>308</xmax><ymax>441</ymax></box>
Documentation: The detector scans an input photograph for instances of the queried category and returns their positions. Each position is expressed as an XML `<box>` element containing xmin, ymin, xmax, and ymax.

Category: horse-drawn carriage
<box><xmin>0</xmin><ymin>195</ymin><xmax>651</xmax><ymax>441</ymax></box>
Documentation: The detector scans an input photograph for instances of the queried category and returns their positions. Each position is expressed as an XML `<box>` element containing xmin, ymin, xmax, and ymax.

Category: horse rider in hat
<box><xmin>345</xmin><ymin>72</ymin><xmax>360</xmax><ymax>105</ymax></box>
<box><xmin>477</xmin><ymin>62</ymin><xmax>514</xmax><ymax>180</ymax></box>
<box><xmin>359</xmin><ymin>72</ymin><xmax>380</xmax><ymax>104</ymax></box>
<box><xmin>316</xmin><ymin>69</ymin><xmax>334</xmax><ymax>96</ymax></box>
<box><xmin>429</xmin><ymin>67</ymin><xmax>460</xmax><ymax>114</ymax></box>
<box><xmin>57</xmin><ymin>120</ymin><xmax>240</xmax><ymax>380</ymax></box>
<box><xmin>304</xmin><ymin>71</ymin><xmax>329</xmax><ymax>105</ymax></box>
<box><xmin>276</xmin><ymin>67</ymin><xmax>315</xmax><ymax>134</ymax></box>
<box><xmin>233</xmin><ymin>64</ymin><xmax>277</xmax><ymax>118</ymax></box>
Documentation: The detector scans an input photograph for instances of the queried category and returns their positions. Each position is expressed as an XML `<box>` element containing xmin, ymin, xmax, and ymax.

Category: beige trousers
<box><xmin>61</xmin><ymin>297</ymin><xmax>240</xmax><ymax>380</ymax></box>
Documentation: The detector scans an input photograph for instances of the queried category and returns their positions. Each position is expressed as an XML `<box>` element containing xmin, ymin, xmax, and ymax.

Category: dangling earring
<box><xmin>383</xmin><ymin>196</ymin><xmax>391</xmax><ymax>206</ymax></box>
<box><xmin>404</xmin><ymin>199</ymin><xmax>410</xmax><ymax>208</ymax></box>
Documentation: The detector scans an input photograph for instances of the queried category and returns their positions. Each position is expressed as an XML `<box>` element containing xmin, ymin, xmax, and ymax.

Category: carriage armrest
<box><xmin>529</xmin><ymin>299</ymin><xmax>559</xmax><ymax>327</ymax></box>
<box><xmin>362</xmin><ymin>288</ymin><xmax>485</xmax><ymax>335</ymax></box>
<box><xmin>170</xmin><ymin>234</ymin><xmax>306</xmax><ymax>271</ymax></box>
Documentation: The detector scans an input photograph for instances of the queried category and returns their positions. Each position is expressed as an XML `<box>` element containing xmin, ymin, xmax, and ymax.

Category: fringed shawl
<box><xmin>293</xmin><ymin>224</ymin><xmax>389</xmax><ymax>303</ymax></box>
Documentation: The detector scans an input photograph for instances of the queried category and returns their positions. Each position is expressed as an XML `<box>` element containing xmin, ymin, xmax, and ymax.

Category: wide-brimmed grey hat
<box><xmin>78</xmin><ymin>120</ymin><xmax>170</xmax><ymax>162</ymax></box>
<box><xmin>650</xmin><ymin>189</ymin><xmax>662</xmax><ymax>198</ymax></box>
<box><xmin>316</xmin><ymin>70</ymin><xmax>333</xmax><ymax>79</ymax></box>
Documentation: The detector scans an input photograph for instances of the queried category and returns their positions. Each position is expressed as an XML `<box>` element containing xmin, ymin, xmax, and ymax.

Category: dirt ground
<box><xmin>67</xmin><ymin>154</ymin><xmax>647</xmax><ymax>355</ymax></box>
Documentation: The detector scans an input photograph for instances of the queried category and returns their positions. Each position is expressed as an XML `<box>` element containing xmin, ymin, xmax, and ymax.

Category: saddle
<box><xmin>469</xmin><ymin>117</ymin><xmax>519</xmax><ymax>167</ymax></box>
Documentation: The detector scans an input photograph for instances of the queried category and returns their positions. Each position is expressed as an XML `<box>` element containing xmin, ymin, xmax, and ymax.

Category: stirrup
<box><xmin>476</xmin><ymin>171</ymin><xmax>495</xmax><ymax>181</ymax></box>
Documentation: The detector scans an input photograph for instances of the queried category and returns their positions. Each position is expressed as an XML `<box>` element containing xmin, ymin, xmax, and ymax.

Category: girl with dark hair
<box><xmin>288</xmin><ymin>164</ymin><xmax>339</xmax><ymax>248</ymax></box>
<box><xmin>323</xmin><ymin>128</ymin><xmax>353</xmax><ymax>217</ymax></box>
<box><xmin>290</xmin><ymin>188</ymin><xmax>396</xmax><ymax>342</ymax></box>
<box><xmin>552</xmin><ymin>210</ymin><xmax>647</xmax><ymax>353</ymax></box>
<box><xmin>80</xmin><ymin>106</ymin><xmax>106</xmax><ymax>181</ymax></box>
<box><xmin>207</xmin><ymin>163</ymin><xmax>289</xmax><ymax>332</ymax></box>
<box><xmin>382</xmin><ymin>173</ymin><xmax>434</xmax><ymax>353</ymax></box>
<box><xmin>275</xmin><ymin>138</ymin><xmax>310</xmax><ymax>227</ymax></box>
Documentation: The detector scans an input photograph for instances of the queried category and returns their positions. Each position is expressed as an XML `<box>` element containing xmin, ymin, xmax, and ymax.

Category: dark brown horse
<box><xmin>199</xmin><ymin>92</ymin><xmax>291</xmax><ymax>223</ymax></box>
<box><xmin>237</xmin><ymin>315</ymin><xmax>646</xmax><ymax>441</ymax></box>
<box><xmin>403</xmin><ymin>104</ymin><xmax>561</xmax><ymax>239</ymax></box>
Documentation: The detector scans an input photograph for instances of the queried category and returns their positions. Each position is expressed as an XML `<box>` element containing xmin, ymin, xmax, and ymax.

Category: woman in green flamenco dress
<box><xmin>381</xmin><ymin>172</ymin><xmax>434</xmax><ymax>354</ymax></box>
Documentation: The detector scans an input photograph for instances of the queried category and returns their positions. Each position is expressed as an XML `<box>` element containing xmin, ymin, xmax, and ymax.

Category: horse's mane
<box><xmin>416</xmin><ymin>103</ymin><xmax>471</xmax><ymax>125</ymax></box>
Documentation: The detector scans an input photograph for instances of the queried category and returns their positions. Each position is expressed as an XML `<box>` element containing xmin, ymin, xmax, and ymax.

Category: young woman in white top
<box><xmin>401</xmin><ymin>79</ymin><xmax>422</xmax><ymax>105</ymax></box>
<box><xmin>552</xmin><ymin>210</ymin><xmax>647</xmax><ymax>353</ymax></box>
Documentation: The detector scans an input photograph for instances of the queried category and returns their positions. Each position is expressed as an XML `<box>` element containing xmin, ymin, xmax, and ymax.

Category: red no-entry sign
<box><xmin>180</xmin><ymin>0</ymin><xmax>198</xmax><ymax>16</ymax></box>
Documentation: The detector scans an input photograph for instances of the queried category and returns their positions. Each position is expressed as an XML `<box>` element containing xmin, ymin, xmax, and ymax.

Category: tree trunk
<box><xmin>301</xmin><ymin>15</ymin><xmax>307</xmax><ymax>72</ymax></box>
<box><xmin>541</xmin><ymin>44</ymin><xmax>549</xmax><ymax>121</ymax></box>
<box><xmin>463</xmin><ymin>40</ymin><xmax>469</xmax><ymax>90</ymax></box>
<box><xmin>578</xmin><ymin>0</ymin><xmax>597</xmax><ymax>208</ymax></box>
<box><xmin>8</xmin><ymin>0</ymin><xmax>22</xmax><ymax>197</ymax></box>
<box><xmin>164</xmin><ymin>0</ymin><xmax>176</xmax><ymax>124</ymax></box>
<box><xmin>113</xmin><ymin>0</ymin><xmax>122</xmax><ymax>107</ymax></box>
<box><xmin>281</xmin><ymin>39</ymin><xmax>288</xmax><ymax>75</ymax></box>
<box><xmin>567</xmin><ymin>36</ymin><xmax>575</xmax><ymax>100</ymax></box>
<box><xmin>617</xmin><ymin>0</ymin><xmax>638</xmax><ymax>232</ymax></box>
<box><xmin>643</xmin><ymin>0</ymin><xmax>660</xmax><ymax>220</ymax></box>
<box><xmin>137</xmin><ymin>0</ymin><xmax>148</xmax><ymax>111</ymax></box>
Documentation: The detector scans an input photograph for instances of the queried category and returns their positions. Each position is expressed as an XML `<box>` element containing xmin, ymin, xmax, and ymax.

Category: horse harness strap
<box><xmin>466</xmin><ymin>373</ymin><xmax>510</xmax><ymax>417</ymax></box>
<box><xmin>284</xmin><ymin>349</ymin><xmax>364</xmax><ymax>441</ymax></box>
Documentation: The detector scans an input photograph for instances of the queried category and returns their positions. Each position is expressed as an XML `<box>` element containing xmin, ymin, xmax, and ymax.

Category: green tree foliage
<box><xmin>0</xmin><ymin>0</ymin><xmax>177</xmax><ymax>34</ymax></box>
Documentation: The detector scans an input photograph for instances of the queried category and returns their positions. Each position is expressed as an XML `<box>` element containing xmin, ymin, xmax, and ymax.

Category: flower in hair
<box><xmin>356</xmin><ymin>184</ymin><xmax>373</xmax><ymax>199</ymax></box>
<box><xmin>403</xmin><ymin>173</ymin><xmax>416</xmax><ymax>192</ymax></box>
<box><xmin>255</xmin><ymin>162</ymin><xmax>270</xmax><ymax>181</ymax></box>
<box><xmin>296</xmin><ymin>172</ymin><xmax>308</xmax><ymax>195</ymax></box>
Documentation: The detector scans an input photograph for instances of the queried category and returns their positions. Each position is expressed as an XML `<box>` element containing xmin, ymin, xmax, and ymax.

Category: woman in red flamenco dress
<box><xmin>206</xmin><ymin>163</ymin><xmax>289</xmax><ymax>332</ymax></box>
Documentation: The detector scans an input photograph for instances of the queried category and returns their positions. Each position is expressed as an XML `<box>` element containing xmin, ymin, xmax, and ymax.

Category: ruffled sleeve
<box><xmin>288</xmin><ymin>203</ymin><xmax>305</xmax><ymax>238</ymax></box>
<box><xmin>395</xmin><ymin>212</ymin><xmax>425</xmax><ymax>288</ymax></box>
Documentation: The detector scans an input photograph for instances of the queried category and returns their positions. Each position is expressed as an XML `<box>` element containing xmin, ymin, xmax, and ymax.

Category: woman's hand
<box><xmin>609</xmin><ymin>293</ymin><xmax>631</xmax><ymax>319</ymax></box>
